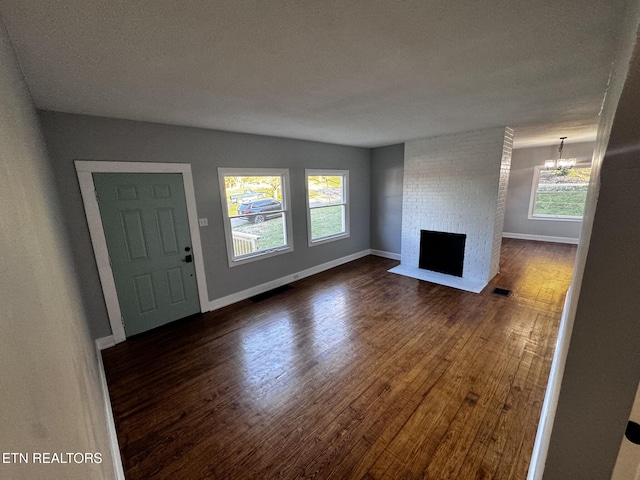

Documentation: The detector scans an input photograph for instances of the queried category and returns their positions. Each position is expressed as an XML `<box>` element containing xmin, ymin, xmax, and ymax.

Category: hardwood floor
<box><xmin>102</xmin><ymin>239</ymin><xmax>577</xmax><ymax>479</ymax></box>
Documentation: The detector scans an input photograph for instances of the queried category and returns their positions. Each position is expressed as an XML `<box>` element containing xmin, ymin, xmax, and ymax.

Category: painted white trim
<box><xmin>94</xmin><ymin>339</ymin><xmax>126</xmax><ymax>480</ymax></box>
<box><xmin>217</xmin><ymin>167</ymin><xmax>294</xmax><ymax>267</ymax></box>
<box><xmin>305</xmin><ymin>169</ymin><xmax>350</xmax><ymax>247</ymax></box>
<box><xmin>95</xmin><ymin>336</ymin><xmax>117</xmax><ymax>351</ymax></box>
<box><xmin>528</xmin><ymin>163</ymin><xmax>591</xmax><ymax>222</ymax></box>
<box><xmin>370</xmin><ymin>249</ymin><xmax>401</xmax><ymax>261</ymax></box>
<box><xmin>527</xmin><ymin>287</ymin><xmax>574</xmax><ymax>480</ymax></box>
<box><xmin>502</xmin><ymin>232</ymin><xmax>580</xmax><ymax>245</ymax></box>
<box><xmin>77</xmin><ymin>170</ymin><xmax>125</xmax><ymax>343</ymax></box>
<box><xmin>75</xmin><ymin>161</ymin><xmax>210</xmax><ymax>344</ymax></box>
<box><xmin>209</xmin><ymin>249</ymin><xmax>370</xmax><ymax>311</ymax></box>
<box><xmin>526</xmin><ymin>215</ymin><xmax>583</xmax><ymax>223</ymax></box>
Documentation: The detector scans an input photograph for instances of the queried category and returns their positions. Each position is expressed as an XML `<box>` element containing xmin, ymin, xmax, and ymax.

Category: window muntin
<box><xmin>529</xmin><ymin>164</ymin><xmax>591</xmax><ymax>221</ymax></box>
<box><xmin>306</xmin><ymin>170</ymin><xmax>349</xmax><ymax>245</ymax></box>
<box><xmin>218</xmin><ymin>168</ymin><xmax>293</xmax><ymax>266</ymax></box>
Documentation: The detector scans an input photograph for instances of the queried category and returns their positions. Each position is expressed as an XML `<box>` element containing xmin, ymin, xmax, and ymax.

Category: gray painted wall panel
<box><xmin>0</xmin><ymin>21</ymin><xmax>114</xmax><ymax>479</ymax></box>
<box><xmin>370</xmin><ymin>143</ymin><xmax>404</xmax><ymax>255</ymax></box>
<box><xmin>39</xmin><ymin>111</ymin><xmax>370</xmax><ymax>339</ymax></box>
<box><xmin>541</xmin><ymin>20</ymin><xmax>640</xmax><ymax>477</ymax></box>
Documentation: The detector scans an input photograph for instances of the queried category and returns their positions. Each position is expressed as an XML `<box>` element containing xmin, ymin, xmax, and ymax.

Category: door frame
<box><xmin>76</xmin><ymin>161</ymin><xmax>209</xmax><ymax>343</ymax></box>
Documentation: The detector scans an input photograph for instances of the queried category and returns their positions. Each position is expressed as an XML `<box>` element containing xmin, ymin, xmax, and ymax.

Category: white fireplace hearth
<box><xmin>389</xmin><ymin>264</ymin><xmax>487</xmax><ymax>293</ymax></box>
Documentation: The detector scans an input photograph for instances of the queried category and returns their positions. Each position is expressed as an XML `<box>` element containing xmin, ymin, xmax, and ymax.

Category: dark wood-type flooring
<box><xmin>102</xmin><ymin>239</ymin><xmax>577</xmax><ymax>479</ymax></box>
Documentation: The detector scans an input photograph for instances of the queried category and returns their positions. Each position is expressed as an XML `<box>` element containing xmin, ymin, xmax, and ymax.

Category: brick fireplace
<box><xmin>390</xmin><ymin>126</ymin><xmax>513</xmax><ymax>292</ymax></box>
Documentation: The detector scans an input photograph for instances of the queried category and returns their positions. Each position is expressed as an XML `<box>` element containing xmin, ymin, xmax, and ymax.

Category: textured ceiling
<box><xmin>0</xmin><ymin>0</ymin><xmax>634</xmax><ymax>148</ymax></box>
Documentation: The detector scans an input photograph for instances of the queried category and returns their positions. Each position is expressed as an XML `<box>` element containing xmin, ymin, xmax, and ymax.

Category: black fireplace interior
<box><xmin>419</xmin><ymin>230</ymin><xmax>466</xmax><ymax>277</ymax></box>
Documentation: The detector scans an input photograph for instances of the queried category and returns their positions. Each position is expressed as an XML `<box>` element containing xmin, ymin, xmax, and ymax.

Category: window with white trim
<box><xmin>306</xmin><ymin>170</ymin><xmax>349</xmax><ymax>246</ymax></box>
<box><xmin>218</xmin><ymin>168</ymin><xmax>293</xmax><ymax>266</ymax></box>
<box><xmin>528</xmin><ymin>164</ymin><xmax>591</xmax><ymax>221</ymax></box>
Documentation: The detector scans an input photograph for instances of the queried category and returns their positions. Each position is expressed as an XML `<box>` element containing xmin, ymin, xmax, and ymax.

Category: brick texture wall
<box><xmin>401</xmin><ymin>127</ymin><xmax>513</xmax><ymax>283</ymax></box>
<box><xmin>490</xmin><ymin>128</ymin><xmax>513</xmax><ymax>278</ymax></box>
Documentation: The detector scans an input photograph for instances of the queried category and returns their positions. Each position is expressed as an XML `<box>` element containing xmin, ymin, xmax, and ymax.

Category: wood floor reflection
<box><xmin>102</xmin><ymin>239</ymin><xmax>577</xmax><ymax>480</ymax></box>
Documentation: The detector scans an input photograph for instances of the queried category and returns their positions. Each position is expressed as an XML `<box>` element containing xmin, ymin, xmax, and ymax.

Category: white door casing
<box><xmin>76</xmin><ymin>161</ymin><xmax>209</xmax><ymax>343</ymax></box>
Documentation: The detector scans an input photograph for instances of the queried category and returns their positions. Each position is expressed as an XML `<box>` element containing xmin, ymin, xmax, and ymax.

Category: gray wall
<box><xmin>504</xmin><ymin>142</ymin><xmax>595</xmax><ymax>240</ymax></box>
<box><xmin>370</xmin><ymin>143</ymin><xmax>404</xmax><ymax>255</ymax></box>
<box><xmin>540</xmin><ymin>9</ymin><xmax>640</xmax><ymax>479</ymax></box>
<box><xmin>39</xmin><ymin>111</ymin><xmax>371</xmax><ymax>339</ymax></box>
<box><xmin>0</xmin><ymin>19</ymin><xmax>114</xmax><ymax>479</ymax></box>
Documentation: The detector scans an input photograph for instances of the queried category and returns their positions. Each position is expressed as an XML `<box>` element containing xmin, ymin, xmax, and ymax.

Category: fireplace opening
<box><xmin>419</xmin><ymin>230</ymin><xmax>466</xmax><ymax>277</ymax></box>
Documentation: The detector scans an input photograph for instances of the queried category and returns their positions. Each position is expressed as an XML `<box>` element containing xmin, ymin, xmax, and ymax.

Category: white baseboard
<box><xmin>502</xmin><ymin>232</ymin><xmax>580</xmax><ymax>245</ymax></box>
<box><xmin>527</xmin><ymin>286</ymin><xmax>574</xmax><ymax>480</ymax></box>
<box><xmin>370</xmin><ymin>249</ymin><xmax>401</xmax><ymax>261</ymax></box>
<box><xmin>98</xmin><ymin>250</ymin><xmax>372</xmax><ymax>343</ymax></box>
<box><xmin>94</xmin><ymin>340</ymin><xmax>126</xmax><ymax>480</ymax></box>
<box><xmin>91</xmin><ymin>249</ymin><xmax>378</xmax><ymax>477</ymax></box>
<box><xmin>96</xmin><ymin>336</ymin><xmax>117</xmax><ymax>351</ymax></box>
<box><xmin>208</xmin><ymin>249</ymin><xmax>371</xmax><ymax>311</ymax></box>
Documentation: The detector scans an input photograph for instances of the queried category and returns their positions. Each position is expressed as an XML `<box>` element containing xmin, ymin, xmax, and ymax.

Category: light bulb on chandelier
<box><xmin>545</xmin><ymin>137</ymin><xmax>577</xmax><ymax>171</ymax></box>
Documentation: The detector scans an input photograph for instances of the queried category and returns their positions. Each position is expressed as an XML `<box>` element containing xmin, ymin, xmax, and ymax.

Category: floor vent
<box><xmin>492</xmin><ymin>287</ymin><xmax>512</xmax><ymax>297</ymax></box>
<box><xmin>249</xmin><ymin>285</ymin><xmax>293</xmax><ymax>303</ymax></box>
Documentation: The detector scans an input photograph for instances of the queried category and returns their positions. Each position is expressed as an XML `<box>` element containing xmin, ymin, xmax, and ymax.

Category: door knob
<box><xmin>184</xmin><ymin>254</ymin><xmax>193</xmax><ymax>263</ymax></box>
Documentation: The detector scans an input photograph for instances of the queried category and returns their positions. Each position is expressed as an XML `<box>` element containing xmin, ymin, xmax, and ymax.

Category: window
<box><xmin>529</xmin><ymin>164</ymin><xmax>592</xmax><ymax>221</ymax></box>
<box><xmin>218</xmin><ymin>168</ymin><xmax>293</xmax><ymax>266</ymax></box>
<box><xmin>306</xmin><ymin>170</ymin><xmax>349</xmax><ymax>245</ymax></box>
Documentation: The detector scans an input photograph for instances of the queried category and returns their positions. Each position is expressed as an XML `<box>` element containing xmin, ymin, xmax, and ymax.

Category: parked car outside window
<box><xmin>237</xmin><ymin>198</ymin><xmax>282</xmax><ymax>223</ymax></box>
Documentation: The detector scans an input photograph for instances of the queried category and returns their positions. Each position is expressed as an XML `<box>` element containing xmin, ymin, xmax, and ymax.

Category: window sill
<box><xmin>528</xmin><ymin>215</ymin><xmax>583</xmax><ymax>223</ymax></box>
<box><xmin>308</xmin><ymin>232</ymin><xmax>350</xmax><ymax>247</ymax></box>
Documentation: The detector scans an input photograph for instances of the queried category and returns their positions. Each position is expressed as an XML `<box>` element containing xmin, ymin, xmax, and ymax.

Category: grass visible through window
<box><xmin>307</xmin><ymin>173</ymin><xmax>348</xmax><ymax>243</ymax></box>
<box><xmin>219</xmin><ymin>169</ymin><xmax>291</xmax><ymax>262</ymax></box>
<box><xmin>233</xmin><ymin>215</ymin><xmax>285</xmax><ymax>253</ymax></box>
<box><xmin>532</xmin><ymin>166</ymin><xmax>591</xmax><ymax>219</ymax></box>
<box><xmin>310</xmin><ymin>205</ymin><xmax>344</xmax><ymax>239</ymax></box>
<box><xmin>534</xmin><ymin>190</ymin><xmax>588</xmax><ymax>216</ymax></box>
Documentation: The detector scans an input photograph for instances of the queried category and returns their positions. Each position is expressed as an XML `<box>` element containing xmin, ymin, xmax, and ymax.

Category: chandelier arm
<box><xmin>544</xmin><ymin>137</ymin><xmax>573</xmax><ymax>171</ymax></box>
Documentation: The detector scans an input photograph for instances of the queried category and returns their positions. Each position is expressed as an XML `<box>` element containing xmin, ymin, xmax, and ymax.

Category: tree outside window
<box><xmin>218</xmin><ymin>168</ymin><xmax>292</xmax><ymax>266</ymax></box>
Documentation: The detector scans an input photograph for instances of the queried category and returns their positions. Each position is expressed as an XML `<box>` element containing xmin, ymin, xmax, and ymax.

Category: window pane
<box><xmin>222</xmin><ymin>175</ymin><xmax>286</xmax><ymax>257</ymax></box>
<box><xmin>533</xmin><ymin>167</ymin><xmax>591</xmax><ymax>218</ymax></box>
<box><xmin>224</xmin><ymin>175</ymin><xmax>283</xmax><ymax>218</ymax></box>
<box><xmin>310</xmin><ymin>205</ymin><xmax>345</xmax><ymax>239</ymax></box>
<box><xmin>230</xmin><ymin>213</ymin><xmax>286</xmax><ymax>257</ymax></box>
<box><xmin>307</xmin><ymin>175</ymin><xmax>344</xmax><ymax>207</ymax></box>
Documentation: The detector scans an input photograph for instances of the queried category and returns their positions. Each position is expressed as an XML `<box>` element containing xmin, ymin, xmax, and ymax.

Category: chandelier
<box><xmin>545</xmin><ymin>137</ymin><xmax>576</xmax><ymax>171</ymax></box>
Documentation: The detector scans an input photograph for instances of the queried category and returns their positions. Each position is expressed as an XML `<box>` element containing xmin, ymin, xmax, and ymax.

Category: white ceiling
<box><xmin>0</xmin><ymin>0</ymin><xmax>633</xmax><ymax>148</ymax></box>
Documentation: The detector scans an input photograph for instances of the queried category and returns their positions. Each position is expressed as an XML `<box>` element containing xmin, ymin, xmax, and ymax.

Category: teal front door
<box><xmin>93</xmin><ymin>173</ymin><xmax>201</xmax><ymax>336</ymax></box>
